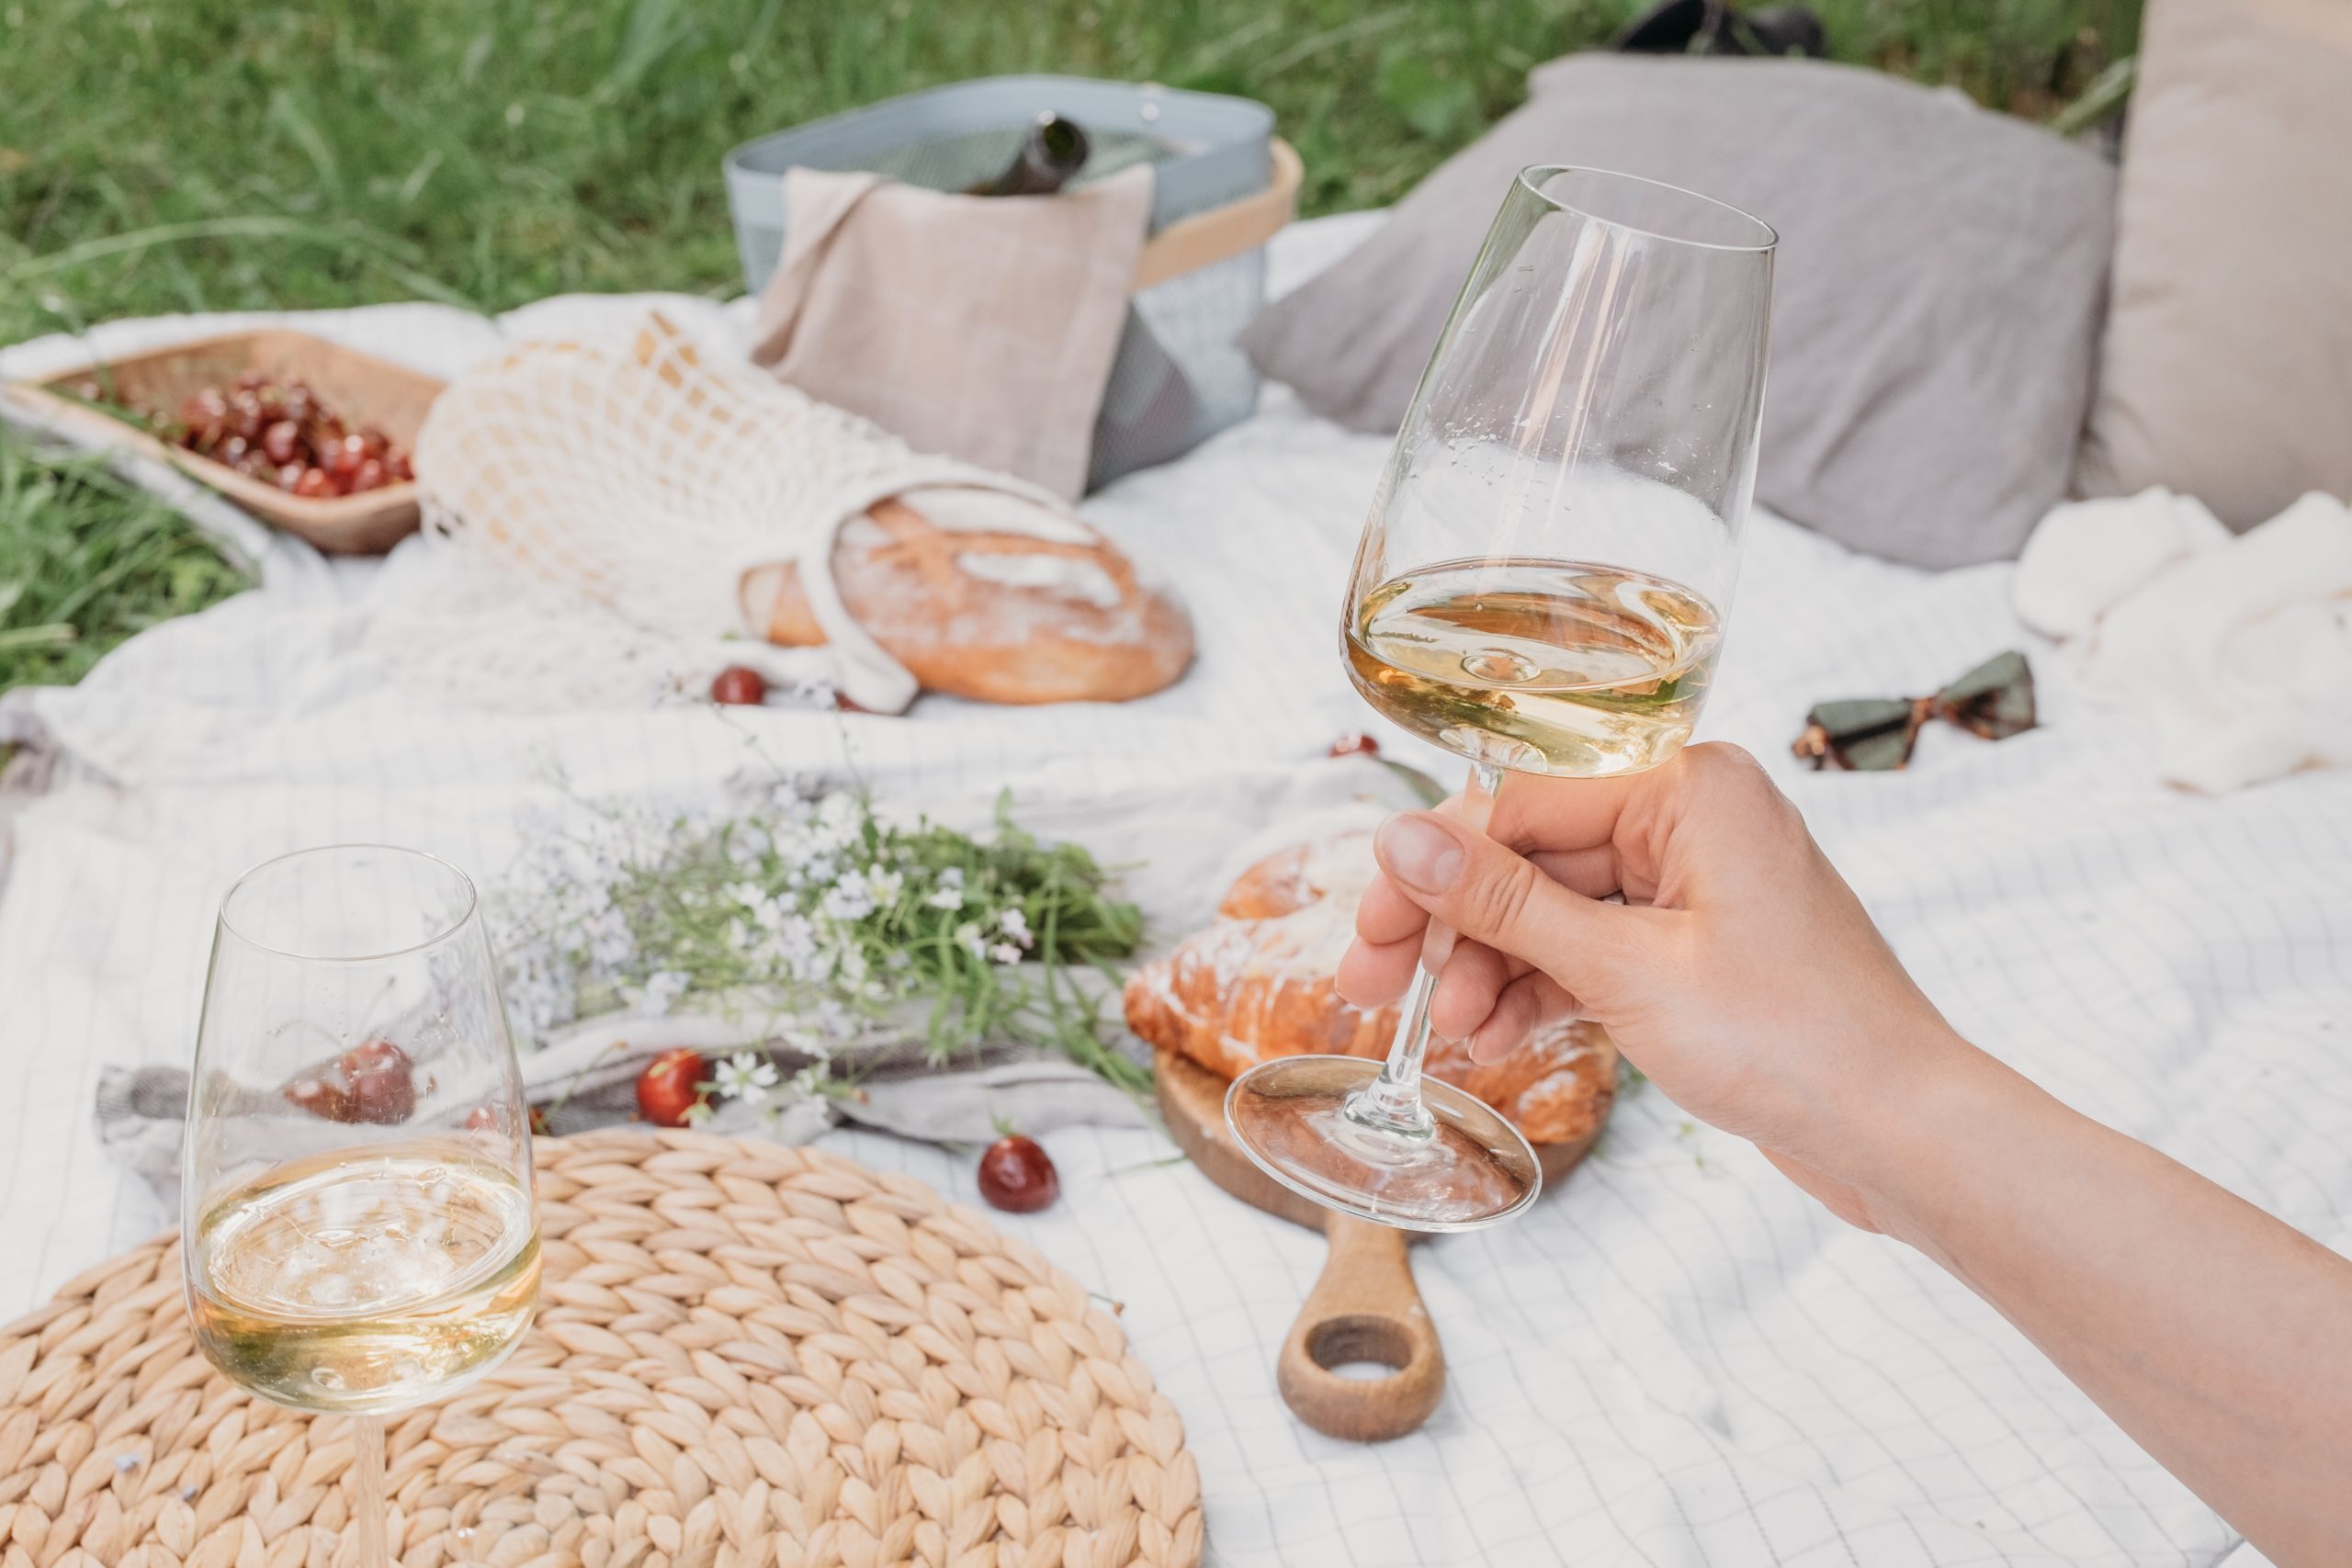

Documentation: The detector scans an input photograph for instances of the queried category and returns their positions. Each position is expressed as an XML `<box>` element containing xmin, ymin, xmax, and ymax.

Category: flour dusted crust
<box><xmin>742</xmin><ymin>497</ymin><xmax>1193</xmax><ymax>705</ymax></box>
<box><xmin>1125</xmin><ymin>829</ymin><xmax>1618</xmax><ymax>1146</ymax></box>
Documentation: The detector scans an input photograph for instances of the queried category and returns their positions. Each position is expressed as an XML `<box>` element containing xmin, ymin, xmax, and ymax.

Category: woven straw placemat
<box><xmin>0</xmin><ymin>1130</ymin><xmax>1204</xmax><ymax>1568</ymax></box>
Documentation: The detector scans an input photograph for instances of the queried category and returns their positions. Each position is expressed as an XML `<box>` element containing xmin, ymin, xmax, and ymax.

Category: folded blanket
<box><xmin>2015</xmin><ymin>487</ymin><xmax>2352</xmax><ymax>791</ymax></box>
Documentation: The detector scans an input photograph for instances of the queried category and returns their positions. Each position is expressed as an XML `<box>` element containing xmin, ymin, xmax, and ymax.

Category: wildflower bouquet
<box><xmin>492</xmin><ymin>783</ymin><xmax>1148</xmax><ymax>1121</ymax></box>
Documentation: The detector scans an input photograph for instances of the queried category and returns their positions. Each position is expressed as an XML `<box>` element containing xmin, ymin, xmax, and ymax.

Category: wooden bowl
<box><xmin>6</xmin><ymin>328</ymin><xmax>444</xmax><ymax>555</ymax></box>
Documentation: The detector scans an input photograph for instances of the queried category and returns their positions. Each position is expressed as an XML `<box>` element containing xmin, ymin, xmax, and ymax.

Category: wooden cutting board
<box><xmin>1154</xmin><ymin>1047</ymin><xmax>1600</xmax><ymax>1442</ymax></box>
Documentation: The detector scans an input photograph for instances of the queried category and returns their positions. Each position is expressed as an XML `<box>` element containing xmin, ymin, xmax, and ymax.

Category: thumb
<box><xmin>1373</xmin><ymin>807</ymin><xmax>1648</xmax><ymax>1004</ymax></box>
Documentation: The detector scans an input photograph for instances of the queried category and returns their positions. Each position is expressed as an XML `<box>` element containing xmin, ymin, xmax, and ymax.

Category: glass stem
<box><xmin>1349</xmin><ymin>761</ymin><xmax>1503</xmax><ymax>1137</ymax></box>
<box><xmin>353</xmin><ymin>1415</ymin><xmax>389</xmax><ymax>1568</ymax></box>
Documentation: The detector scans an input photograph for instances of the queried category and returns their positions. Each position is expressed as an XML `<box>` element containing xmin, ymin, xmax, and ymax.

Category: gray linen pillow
<box><xmin>1242</xmin><ymin>56</ymin><xmax>2117</xmax><ymax>568</ymax></box>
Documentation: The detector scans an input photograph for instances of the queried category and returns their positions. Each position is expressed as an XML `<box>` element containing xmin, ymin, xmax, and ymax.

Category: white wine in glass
<box><xmin>1346</xmin><ymin>558</ymin><xmax>1723</xmax><ymax>778</ymax></box>
<box><xmin>189</xmin><ymin>1145</ymin><xmax>538</xmax><ymax>1415</ymax></box>
<box><xmin>1227</xmin><ymin>166</ymin><xmax>1775</xmax><ymax>1232</ymax></box>
<box><xmin>183</xmin><ymin>845</ymin><xmax>539</xmax><ymax>1568</ymax></box>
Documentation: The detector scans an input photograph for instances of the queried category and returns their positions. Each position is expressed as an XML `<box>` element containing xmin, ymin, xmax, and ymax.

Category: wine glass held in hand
<box><xmin>1227</xmin><ymin>166</ymin><xmax>1776</xmax><ymax>1231</ymax></box>
<box><xmin>182</xmin><ymin>846</ymin><xmax>539</xmax><ymax>1568</ymax></box>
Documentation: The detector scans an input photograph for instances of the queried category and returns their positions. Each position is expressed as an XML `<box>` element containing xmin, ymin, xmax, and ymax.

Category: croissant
<box><xmin>1125</xmin><ymin>829</ymin><xmax>1616</xmax><ymax>1145</ymax></box>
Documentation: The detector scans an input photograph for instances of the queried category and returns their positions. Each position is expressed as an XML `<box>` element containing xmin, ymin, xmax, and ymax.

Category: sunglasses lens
<box><xmin>1938</xmin><ymin>650</ymin><xmax>2035</xmax><ymax>740</ymax></box>
<box><xmin>1798</xmin><ymin>697</ymin><xmax>1918</xmax><ymax>770</ymax></box>
<box><xmin>1811</xmin><ymin>697</ymin><xmax>1916</xmax><ymax>736</ymax></box>
<box><xmin>1833</xmin><ymin>727</ymin><xmax>1918</xmax><ymax>771</ymax></box>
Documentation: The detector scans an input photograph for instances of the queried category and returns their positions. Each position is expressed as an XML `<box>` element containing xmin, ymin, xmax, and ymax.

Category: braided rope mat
<box><xmin>0</xmin><ymin>1131</ymin><xmax>1204</xmax><ymax>1568</ymax></box>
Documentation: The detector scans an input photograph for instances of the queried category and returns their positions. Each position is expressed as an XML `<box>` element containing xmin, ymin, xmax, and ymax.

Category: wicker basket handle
<box><xmin>1133</xmin><ymin>138</ymin><xmax>1303</xmax><ymax>292</ymax></box>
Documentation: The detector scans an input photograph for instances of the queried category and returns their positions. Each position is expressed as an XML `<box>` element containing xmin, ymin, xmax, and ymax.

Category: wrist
<box><xmin>1818</xmin><ymin>1030</ymin><xmax>2046</xmax><ymax>1253</ymax></box>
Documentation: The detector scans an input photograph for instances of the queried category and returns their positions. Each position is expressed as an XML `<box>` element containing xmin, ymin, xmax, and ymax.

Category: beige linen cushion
<box><xmin>2075</xmin><ymin>0</ymin><xmax>2352</xmax><ymax>525</ymax></box>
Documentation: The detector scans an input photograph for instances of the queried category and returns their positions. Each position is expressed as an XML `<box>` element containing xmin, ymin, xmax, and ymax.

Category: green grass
<box><xmin>0</xmin><ymin>0</ymin><xmax>2138</xmax><ymax>342</ymax></box>
<box><xmin>0</xmin><ymin>434</ymin><xmax>254</xmax><ymax>691</ymax></box>
<box><xmin>0</xmin><ymin>0</ymin><xmax>2138</xmax><ymax>693</ymax></box>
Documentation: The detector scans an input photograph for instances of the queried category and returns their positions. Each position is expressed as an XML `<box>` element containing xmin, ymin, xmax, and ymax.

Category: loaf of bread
<box><xmin>1125</xmin><ymin>829</ymin><xmax>1617</xmax><ymax>1146</ymax></box>
<box><xmin>741</xmin><ymin>495</ymin><xmax>1193</xmax><ymax>705</ymax></box>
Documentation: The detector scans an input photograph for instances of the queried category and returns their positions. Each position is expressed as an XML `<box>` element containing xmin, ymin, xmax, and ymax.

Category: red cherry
<box><xmin>710</xmin><ymin>665</ymin><xmax>767</xmax><ymax>705</ymax></box>
<box><xmin>283</xmin><ymin>1074</ymin><xmax>352</xmax><ymax>1122</ymax></box>
<box><xmin>463</xmin><ymin>1106</ymin><xmax>499</xmax><ymax>1133</ymax></box>
<box><xmin>342</xmin><ymin>1039</ymin><xmax>417</xmax><ymax>1124</ymax></box>
<box><xmin>261</xmin><ymin>420</ymin><xmax>302</xmax><ymax>467</ymax></box>
<box><xmin>528</xmin><ymin>1105</ymin><xmax>553</xmax><ymax>1136</ymax></box>
<box><xmin>349</xmin><ymin>458</ymin><xmax>387</xmax><ymax>493</ymax></box>
<box><xmin>329</xmin><ymin>433</ymin><xmax>368</xmax><ymax>478</ymax></box>
<box><xmin>636</xmin><ymin>1048</ymin><xmax>707</xmax><ymax>1128</ymax></box>
<box><xmin>1328</xmin><ymin>733</ymin><xmax>1380</xmax><ymax>758</ymax></box>
<box><xmin>276</xmin><ymin>462</ymin><xmax>307</xmax><ymax>491</ymax></box>
<box><xmin>283</xmin><ymin>1038</ymin><xmax>415</xmax><ymax>1124</ymax></box>
<box><xmin>294</xmin><ymin>468</ymin><xmax>334</xmax><ymax>500</ymax></box>
<box><xmin>977</xmin><ymin>1134</ymin><xmax>1058</xmax><ymax>1213</ymax></box>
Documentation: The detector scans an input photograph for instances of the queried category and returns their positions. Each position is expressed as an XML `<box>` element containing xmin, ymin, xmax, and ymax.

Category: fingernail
<box><xmin>1377</xmin><ymin>812</ymin><xmax>1463</xmax><ymax>895</ymax></box>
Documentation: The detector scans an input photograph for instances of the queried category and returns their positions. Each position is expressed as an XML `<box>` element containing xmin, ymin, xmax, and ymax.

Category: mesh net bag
<box><xmin>409</xmin><ymin>313</ymin><xmax>1090</xmax><ymax>713</ymax></box>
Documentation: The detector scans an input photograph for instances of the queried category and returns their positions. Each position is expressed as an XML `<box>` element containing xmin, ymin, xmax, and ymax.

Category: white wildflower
<box><xmin>925</xmin><ymin>866</ymin><xmax>967</xmax><ymax>910</ymax></box>
<box><xmin>812</xmin><ymin>792</ymin><xmax>864</xmax><ymax>853</ymax></box>
<box><xmin>821</xmin><ymin>868</ymin><xmax>875</xmax><ymax>922</ymax></box>
<box><xmin>866</xmin><ymin>867</ymin><xmax>904</xmax><ymax>905</ymax></box>
<box><xmin>998</xmin><ymin>908</ymin><xmax>1034</xmax><ymax>948</ymax></box>
<box><xmin>585</xmin><ymin>909</ymin><xmax>636</xmax><ymax>971</ymax></box>
<box><xmin>989</xmin><ymin>942</ymin><xmax>1023</xmax><ymax>965</ymax></box>
<box><xmin>713</xmin><ymin>1051</ymin><xmax>780</xmax><ymax>1107</ymax></box>
<box><xmin>725</xmin><ymin>880</ymin><xmax>768</xmax><ymax>911</ymax></box>
<box><xmin>955</xmin><ymin>920</ymin><xmax>986</xmax><ymax>959</ymax></box>
<box><xmin>769</xmin><ymin>914</ymin><xmax>817</xmax><ymax>971</ymax></box>
<box><xmin>626</xmin><ymin>969</ymin><xmax>691</xmax><ymax>1017</ymax></box>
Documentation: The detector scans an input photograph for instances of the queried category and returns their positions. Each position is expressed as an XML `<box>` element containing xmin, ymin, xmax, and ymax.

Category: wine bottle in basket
<box><xmin>965</xmin><ymin>113</ymin><xmax>1091</xmax><ymax>197</ymax></box>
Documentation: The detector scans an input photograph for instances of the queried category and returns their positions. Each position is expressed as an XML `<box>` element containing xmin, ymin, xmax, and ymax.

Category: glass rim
<box><xmin>218</xmin><ymin>842</ymin><xmax>480</xmax><ymax>964</ymax></box>
<box><xmin>1515</xmin><ymin>164</ymin><xmax>1779</xmax><ymax>254</ymax></box>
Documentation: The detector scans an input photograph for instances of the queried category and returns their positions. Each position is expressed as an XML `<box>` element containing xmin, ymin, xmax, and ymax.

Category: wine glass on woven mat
<box><xmin>1227</xmin><ymin>166</ymin><xmax>1776</xmax><ymax>1230</ymax></box>
<box><xmin>181</xmin><ymin>846</ymin><xmax>539</xmax><ymax>1568</ymax></box>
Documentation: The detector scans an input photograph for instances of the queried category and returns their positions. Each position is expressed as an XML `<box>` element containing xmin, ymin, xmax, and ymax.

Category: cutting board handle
<box><xmin>1276</xmin><ymin>1214</ymin><xmax>1444</xmax><ymax>1441</ymax></box>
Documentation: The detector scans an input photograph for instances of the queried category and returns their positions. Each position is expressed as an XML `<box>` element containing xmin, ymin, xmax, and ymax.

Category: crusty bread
<box><xmin>1125</xmin><ymin>829</ymin><xmax>1617</xmax><ymax>1146</ymax></box>
<box><xmin>741</xmin><ymin>496</ymin><xmax>1193</xmax><ymax>705</ymax></box>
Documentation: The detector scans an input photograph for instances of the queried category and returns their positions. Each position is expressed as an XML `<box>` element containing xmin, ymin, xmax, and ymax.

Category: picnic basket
<box><xmin>723</xmin><ymin>75</ymin><xmax>1300</xmax><ymax>490</ymax></box>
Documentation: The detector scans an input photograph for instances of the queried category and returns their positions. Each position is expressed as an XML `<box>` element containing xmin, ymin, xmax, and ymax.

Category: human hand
<box><xmin>1345</xmin><ymin>746</ymin><xmax>2352</xmax><ymax>1560</ymax></box>
<box><xmin>1336</xmin><ymin>744</ymin><xmax>1979</xmax><ymax>1230</ymax></box>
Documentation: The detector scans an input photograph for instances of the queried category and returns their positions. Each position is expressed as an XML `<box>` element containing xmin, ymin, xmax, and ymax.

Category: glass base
<box><xmin>1224</xmin><ymin>1055</ymin><xmax>1543</xmax><ymax>1232</ymax></box>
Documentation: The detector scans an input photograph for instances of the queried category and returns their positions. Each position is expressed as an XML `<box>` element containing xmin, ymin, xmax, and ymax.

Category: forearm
<box><xmin>1848</xmin><ymin>1043</ymin><xmax>2352</xmax><ymax>1567</ymax></box>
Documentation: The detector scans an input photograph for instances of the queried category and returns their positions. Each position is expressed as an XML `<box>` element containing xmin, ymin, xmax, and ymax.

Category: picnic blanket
<box><xmin>1</xmin><ymin>216</ymin><xmax>2342</xmax><ymax>1568</ymax></box>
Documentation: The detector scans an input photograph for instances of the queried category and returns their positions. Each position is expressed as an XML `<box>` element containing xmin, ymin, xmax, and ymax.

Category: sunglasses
<box><xmin>1792</xmin><ymin>650</ymin><xmax>2036</xmax><ymax>771</ymax></box>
